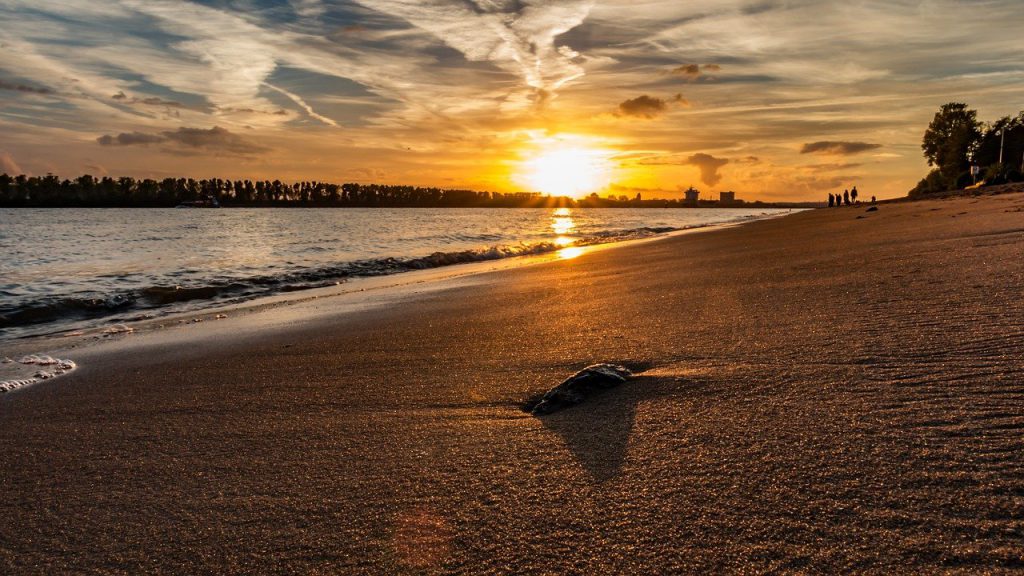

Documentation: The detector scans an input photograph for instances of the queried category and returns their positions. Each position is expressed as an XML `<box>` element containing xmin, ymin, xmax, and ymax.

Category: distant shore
<box><xmin>0</xmin><ymin>172</ymin><xmax>821</xmax><ymax>209</ymax></box>
<box><xmin>2</xmin><ymin>191</ymin><xmax>1023</xmax><ymax>573</ymax></box>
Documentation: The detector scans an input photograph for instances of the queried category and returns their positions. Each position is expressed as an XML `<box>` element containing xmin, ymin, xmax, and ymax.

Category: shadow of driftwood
<box><xmin>536</xmin><ymin>374</ymin><xmax>683</xmax><ymax>483</ymax></box>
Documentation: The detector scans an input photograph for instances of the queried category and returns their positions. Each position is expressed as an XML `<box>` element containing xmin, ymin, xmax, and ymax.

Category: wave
<box><xmin>0</xmin><ymin>354</ymin><xmax>77</xmax><ymax>393</ymax></box>
<box><xmin>0</xmin><ymin>225</ymin><xmax>684</xmax><ymax>333</ymax></box>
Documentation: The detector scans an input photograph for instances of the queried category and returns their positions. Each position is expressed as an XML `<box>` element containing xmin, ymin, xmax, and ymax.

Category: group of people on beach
<box><xmin>827</xmin><ymin>186</ymin><xmax>874</xmax><ymax>207</ymax></box>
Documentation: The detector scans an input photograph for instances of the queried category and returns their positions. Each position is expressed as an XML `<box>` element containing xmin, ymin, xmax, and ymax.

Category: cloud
<box><xmin>0</xmin><ymin>79</ymin><xmax>53</xmax><ymax>94</ymax></box>
<box><xmin>219</xmin><ymin>106</ymin><xmax>289</xmax><ymax>116</ymax></box>
<box><xmin>633</xmin><ymin>152</ymin><xmax>730</xmax><ymax>188</ymax></box>
<box><xmin>96</xmin><ymin>132</ymin><xmax>166</xmax><ymax>146</ymax></box>
<box><xmin>806</xmin><ymin>162</ymin><xmax>863</xmax><ymax>172</ymax></box>
<box><xmin>0</xmin><ymin>151</ymin><xmax>23</xmax><ymax>174</ymax></box>
<box><xmin>139</xmin><ymin>97</ymin><xmax>183</xmax><ymax>108</ymax></box>
<box><xmin>112</xmin><ymin>91</ymin><xmax>188</xmax><ymax>109</ymax></box>
<box><xmin>289</xmin><ymin>0</ymin><xmax>325</xmax><ymax>18</ymax></box>
<box><xmin>96</xmin><ymin>126</ymin><xmax>269</xmax><ymax>155</ymax></box>
<box><xmin>800</xmin><ymin>141</ymin><xmax>882</xmax><ymax>155</ymax></box>
<box><xmin>2</xmin><ymin>0</ymin><xmax>1023</xmax><ymax>200</ymax></box>
<box><xmin>669</xmin><ymin>63</ymin><xmax>720</xmax><ymax>80</ymax></box>
<box><xmin>608</xmin><ymin>183</ymin><xmax>674</xmax><ymax>196</ymax></box>
<box><xmin>616</xmin><ymin>94</ymin><xmax>687</xmax><ymax>118</ymax></box>
<box><xmin>672</xmin><ymin>64</ymin><xmax>701</xmax><ymax>78</ymax></box>
<box><xmin>83</xmin><ymin>163</ymin><xmax>108</xmax><ymax>176</ymax></box>
<box><xmin>685</xmin><ymin>153</ymin><xmax>729</xmax><ymax>187</ymax></box>
<box><xmin>350</xmin><ymin>0</ymin><xmax>594</xmax><ymax>102</ymax></box>
<box><xmin>349</xmin><ymin>167</ymin><xmax>387</xmax><ymax>180</ymax></box>
<box><xmin>109</xmin><ymin>0</ymin><xmax>282</xmax><ymax>110</ymax></box>
<box><xmin>162</xmin><ymin>126</ymin><xmax>270</xmax><ymax>154</ymax></box>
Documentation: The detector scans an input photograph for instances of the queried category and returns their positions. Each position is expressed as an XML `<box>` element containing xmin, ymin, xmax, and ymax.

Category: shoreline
<box><xmin>0</xmin><ymin>210</ymin><xmax>792</xmax><ymax>366</ymax></box>
<box><xmin>2</xmin><ymin>193</ymin><xmax>1023</xmax><ymax>573</ymax></box>
<box><xmin>1</xmin><ymin>206</ymin><xmax>789</xmax><ymax>347</ymax></box>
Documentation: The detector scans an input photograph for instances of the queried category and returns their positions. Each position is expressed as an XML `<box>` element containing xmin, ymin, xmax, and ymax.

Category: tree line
<box><xmin>912</xmin><ymin>103</ymin><xmax>1024</xmax><ymax>196</ymax></box>
<box><xmin>0</xmin><ymin>173</ymin><xmax>795</xmax><ymax>208</ymax></box>
<box><xmin>0</xmin><ymin>174</ymin><xmax>558</xmax><ymax>207</ymax></box>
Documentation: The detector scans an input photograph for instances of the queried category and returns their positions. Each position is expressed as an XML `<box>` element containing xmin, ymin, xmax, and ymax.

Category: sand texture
<box><xmin>2</xmin><ymin>193</ymin><xmax>1024</xmax><ymax>574</ymax></box>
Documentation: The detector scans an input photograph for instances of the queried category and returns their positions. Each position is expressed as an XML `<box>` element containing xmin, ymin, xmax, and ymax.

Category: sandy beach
<box><xmin>2</xmin><ymin>192</ymin><xmax>1024</xmax><ymax>574</ymax></box>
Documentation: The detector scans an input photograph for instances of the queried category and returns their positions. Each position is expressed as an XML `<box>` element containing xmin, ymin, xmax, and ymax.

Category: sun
<box><xmin>520</xmin><ymin>147</ymin><xmax>612</xmax><ymax>197</ymax></box>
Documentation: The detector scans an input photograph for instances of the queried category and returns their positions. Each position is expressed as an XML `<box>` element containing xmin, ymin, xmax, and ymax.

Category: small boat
<box><xmin>176</xmin><ymin>195</ymin><xmax>220</xmax><ymax>208</ymax></box>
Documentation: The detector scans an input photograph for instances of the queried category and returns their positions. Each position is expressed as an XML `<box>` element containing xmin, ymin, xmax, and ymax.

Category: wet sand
<box><xmin>2</xmin><ymin>193</ymin><xmax>1024</xmax><ymax>574</ymax></box>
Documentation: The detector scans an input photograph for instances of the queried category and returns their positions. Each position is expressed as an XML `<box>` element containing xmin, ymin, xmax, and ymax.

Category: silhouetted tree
<box><xmin>974</xmin><ymin>112</ymin><xmax>1024</xmax><ymax>184</ymax></box>
<box><xmin>919</xmin><ymin>102</ymin><xmax>982</xmax><ymax>191</ymax></box>
<box><xmin>912</xmin><ymin>103</ymin><xmax>1024</xmax><ymax>195</ymax></box>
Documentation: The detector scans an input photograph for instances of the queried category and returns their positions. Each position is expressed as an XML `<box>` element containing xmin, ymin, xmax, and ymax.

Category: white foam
<box><xmin>102</xmin><ymin>323</ymin><xmax>135</xmax><ymax>335</ymax></box>
<box><xmin>0</xmin><ymin>355</ymin><xmax>77</xmax><ymax>394</ymax></box>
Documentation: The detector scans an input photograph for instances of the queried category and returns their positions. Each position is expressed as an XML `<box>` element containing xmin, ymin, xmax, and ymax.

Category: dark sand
<box><xmin>3</xmin><ymin>193</ymin><xmax>1024</xmax><ymax>574</ymax></box>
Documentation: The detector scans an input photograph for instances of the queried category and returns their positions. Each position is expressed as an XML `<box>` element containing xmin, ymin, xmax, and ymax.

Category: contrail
<box><xmin>264</xmin><ymin>82</ymin><xmax>339</xmax><ymax>127</ymax></box>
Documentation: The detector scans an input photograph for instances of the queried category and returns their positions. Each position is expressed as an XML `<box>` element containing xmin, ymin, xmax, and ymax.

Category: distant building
<box><xmin>683</xmin><ymin>186</ymin><xmax>700</xmax><ymax>205</ymax></box>
<box><xmin>719</xmin><ymin>191</ymin><xmax>743</xmax><ymax>206</ymax></box>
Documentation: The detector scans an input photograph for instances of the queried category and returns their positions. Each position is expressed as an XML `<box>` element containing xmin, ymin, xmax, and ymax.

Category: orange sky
<box><xmin>1</xmin><ymin>1</ymin><xmax>1023</xmax><ymax>201</ymax></box>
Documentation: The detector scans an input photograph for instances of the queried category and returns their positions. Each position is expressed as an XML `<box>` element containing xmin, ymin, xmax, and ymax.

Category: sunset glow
<box><xmin>1</xmin><ymin>2</ymin><xmax>1023</xmax><ymax>201</ymax></box>
<box><xmin>4</xmin><ymin>2</ymin><xmax>1024</xmax><ymax>572</ymax></box>
<box><xmin>521</xmin><ymin>147</ymin><xmax>613</xmax><ymax>197</ymax></box>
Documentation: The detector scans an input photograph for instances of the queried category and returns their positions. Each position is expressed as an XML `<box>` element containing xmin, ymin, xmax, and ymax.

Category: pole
<box><xmin>999</xmin><ymin>129</ymin><xmax>1005</xmax><ymax>165</ymax></box>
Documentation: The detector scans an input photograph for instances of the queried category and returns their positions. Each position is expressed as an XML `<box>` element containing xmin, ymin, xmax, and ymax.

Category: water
<box><xmin>0</xmin><ymin>207</ymin><xmax>790</xmax><ymax>340</ymax></box>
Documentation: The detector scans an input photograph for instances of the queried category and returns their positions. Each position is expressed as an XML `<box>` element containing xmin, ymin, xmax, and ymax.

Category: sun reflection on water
<box><xmin>550</xmin><ymin>208</ymin><xmax>584</xmax><ymax>259</ymax></box>
<box><xmin>552</xmin><ymin>218</ymin><xmax>574</xmax><ymax>236</ymax></box>
<box><xmin>558</xmin><ymin>246</ymin><xmax>584</xmax><ymax>259</ymax></box>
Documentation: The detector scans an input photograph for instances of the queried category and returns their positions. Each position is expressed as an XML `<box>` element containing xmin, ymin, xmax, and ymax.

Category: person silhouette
<box><xmin>843</xmin><ymin>190</ymin><xmax>850</xmax><ymax>206</ymax></box>
<box><xmin>851</xmin><ymin>186</ymin><xmax>858</xmax><ymax>203</ymax></box>
<box><xmin>828</xmin><ymin>193</ymin><xmax>835</xmax><ymax>207</ymax></box>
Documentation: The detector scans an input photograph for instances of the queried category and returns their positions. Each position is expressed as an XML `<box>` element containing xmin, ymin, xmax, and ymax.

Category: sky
<box><xmin>1</xmin><ymin>0</ymin><xmax>1023</xmax><ymax>201</ymax></box>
